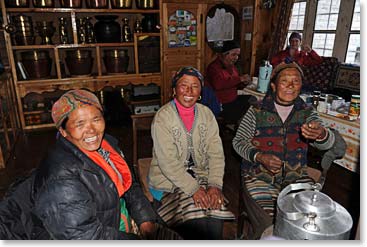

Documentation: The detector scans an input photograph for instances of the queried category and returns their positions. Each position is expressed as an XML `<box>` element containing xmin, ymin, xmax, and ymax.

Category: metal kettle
<box><xmin>274</xmin><ymin>183</ymin><xmax>353</xmax><ymax>240</ymax></box>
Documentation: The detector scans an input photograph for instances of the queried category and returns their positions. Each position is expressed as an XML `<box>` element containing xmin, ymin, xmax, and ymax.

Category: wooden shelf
<box><xmin>2</xmin><ymin>2</ymin><xmax>163</xmax><ymax>130</ymax></box>
<box><xmin>23</xmin><ymin>110</ymin><xmax>49</xmax><ymax>115</ymax></box>
<box><xmin>16</xmin><ymin>73</ymin><xmax>161</xmax><ymax>84</ymax></box>
<box><xmin>23</xmin><ymin>123</ymin><xmax>54</xmax><ymax>130</ymax></box>
<box><xmin>12</xmin><ymin>42</ymin><xmax>136</xmax><ymax>50</ymax></box>
<box><xmin>129</xmin><ymin>98</ymin><xmax>161</xmax><ymax>105</ymax></box>
<box><xmin>6</xmin><ymin>8</ymin><xmax>160</xmax><ymax>14</ymax></box>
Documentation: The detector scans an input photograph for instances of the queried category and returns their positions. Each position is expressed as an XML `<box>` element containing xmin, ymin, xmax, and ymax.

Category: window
<box><xmin>287</xmin><ymin>0</ymin><xmax>360</xmax><ymax>65</ymax></box>
<box><xmin>345</xmin><ymin>1</ymin><xmax>360</xmax><ymax>65</ymax></box>
<box><xmin>312</xmin><ymin>0</ymin><xmax>340</xmax><ymax>56</ymax></box>
<box><xmin>286</xmin><ymin>1</ymin><xmax>306</xmax><ymax>48</ymax></box>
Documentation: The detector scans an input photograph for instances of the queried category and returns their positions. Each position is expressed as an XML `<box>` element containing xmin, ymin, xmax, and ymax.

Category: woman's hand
<box><xmin>207</xmin><ymin>186</ymin><xmax>224</xmax><ymax>210</ymax></box>
<box><xmin>240</xmin><ymin>74</ymin><xmax>251</xmax><ymax>85</ymax></box>
<box><xmin>139</xmin><ymin>221</ymin><xmax>156</xmax><ymax>239</ymax></box>
<box><xmin>192</xmin><ymin>187</ymin><xmax>210</xmax><ymax>209</ymax></box>
<box><xmin>256</xmin><ymin>153</ymin><xmax>282</xmax><ymax>174</ymax></box>
<box><xmin>301</xmin><ymin>121</ymin><xmax>326</xmax><ymax>140</ymax></box>
<box><xmin>302</xmin><ymin>44</ymin><xmax>312</xmax><ymax>53</ymax></box>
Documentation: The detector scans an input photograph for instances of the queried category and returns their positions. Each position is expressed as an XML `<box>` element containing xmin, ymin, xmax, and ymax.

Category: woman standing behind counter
<box><xmin>148</xmin><ymin>66</ymin><xmax>234</xmax><ymax>240</ymax></box>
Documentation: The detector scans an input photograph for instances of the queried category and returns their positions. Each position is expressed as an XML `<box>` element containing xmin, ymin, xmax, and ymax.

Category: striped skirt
<box><xmin>243</xmin><ymin>173</ymin><xmax>314</xmax><ymax>218</ymax></box>
<box><xmin>157</xmin><ymin>188</ymin><xmax>235</xmax><ymax>227</ymax></box>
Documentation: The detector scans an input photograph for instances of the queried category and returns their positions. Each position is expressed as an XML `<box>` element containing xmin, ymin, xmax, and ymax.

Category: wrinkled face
<box><xmin>174</xmin><ymin>74</ymin><xmax>202</xmax><ymax>108</ymax></box>
<box><xmin>290</xmin><ymin>38</ymin><xmax>301</xmax><ymax>50</ymax></box>
<box><xmin>59</xmin><ymin>105</ymin><xmax>105</xmax><ymax>152</ymax></box>
<box><xmin>221</xmin><ymin>48</ymin><xmax>241</xmax><ymax>67</ymax></box>
<box><xmin>271</xmin><ymin>68</ymin><xmax>302</xmax><ymax>105</ymax></box>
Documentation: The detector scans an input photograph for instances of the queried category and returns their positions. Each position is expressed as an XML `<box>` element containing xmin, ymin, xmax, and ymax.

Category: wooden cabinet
<box><xmin>161</xmin><ymin>1</ymin><xmax>205</xmax><ymax>101</ymax></box>
<box><xmin>0</xmin><ymin>72</ymin><xmax>20</xmax><ymax>168</ymax></box>
<box><xmin>0</xmin><ymin>1</ymin><xmax>163</xmax><ymax>130</ymax></box>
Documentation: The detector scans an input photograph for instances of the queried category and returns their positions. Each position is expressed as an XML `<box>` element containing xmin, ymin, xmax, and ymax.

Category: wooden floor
<box><xmin>0</xmin><ymin>121</ymin><xmax>360</xmax><ymax>240</ymax></box>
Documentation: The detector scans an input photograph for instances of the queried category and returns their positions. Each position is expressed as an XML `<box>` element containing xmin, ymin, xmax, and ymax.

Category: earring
<box><xmin>198</xmin><ymin>95</ymin><xmax>202</xmax><ymax>101</ymax></box>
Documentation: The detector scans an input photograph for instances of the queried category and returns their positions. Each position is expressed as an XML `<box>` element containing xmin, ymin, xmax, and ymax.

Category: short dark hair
<box><xmin>289</xmin><ymin>32</ymin><xmax>302</xmax><ymax>43</ymax></box>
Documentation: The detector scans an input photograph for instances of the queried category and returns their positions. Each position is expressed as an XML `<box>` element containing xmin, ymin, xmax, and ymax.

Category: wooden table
<box><xmin>238</xmin><ymin>88</ymin><xmax>360</xmax><ymax>173</ymax></box>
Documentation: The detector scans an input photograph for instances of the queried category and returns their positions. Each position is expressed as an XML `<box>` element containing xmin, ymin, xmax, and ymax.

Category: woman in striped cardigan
<box><xmin>232</xmin><ymin>62</ymin><xmax>335</xmax><ymax>219</ymax></box>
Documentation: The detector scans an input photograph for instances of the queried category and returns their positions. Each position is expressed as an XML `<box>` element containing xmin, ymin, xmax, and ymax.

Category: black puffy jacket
<box><xmin>29</xmin><ymin>133</ymin><xmax>159</xmax><ymax>239</ymax></box>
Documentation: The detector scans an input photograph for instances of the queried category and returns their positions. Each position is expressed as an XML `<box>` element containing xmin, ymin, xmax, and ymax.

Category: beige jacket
<box><xmin>148</xmin><ymin>101</ymin><xmax>225</xmax><ymax>196</ymax></box>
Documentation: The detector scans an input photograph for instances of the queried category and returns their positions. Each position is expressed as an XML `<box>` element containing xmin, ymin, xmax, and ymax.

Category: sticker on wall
<box><xmin>168</xmin><ymin>10</ymin><xmax>196</xmax><ymax>48</ymax></box>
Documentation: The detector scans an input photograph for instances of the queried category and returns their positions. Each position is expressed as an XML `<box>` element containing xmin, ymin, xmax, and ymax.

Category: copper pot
<box><xmin>110</xmin><ymin>0</ymin><xmax>132</xmax><ymax>9</ymax></box>
<box><xmin>135</xmin><ymin>0</ymin><xmax>155</xmax><ymax>9</ymax></box>
<box><xmin>65</xmin><ymin>49</ymin><xmax>94</xmax><ymax>76</ymax></box>
<box><xmin>85</xmin><ymin>0</ymin><xmax>108</xmax><ymax>8</ymax></box>
<box><xmin>103</xmin><ymin>49</ymin><xmax>129</xmax><ymax>74</ymax></box>
<box><xmin>10</xmin><ymin>15</ymin><xmax>35</xmax><ymax>45</ymax></box>
<box><xmin>21</xmin><ymin>51</ymin><xmax>52</xmax><ymax>79</ymax></box>
<box><xmin>5</xmin><ymin>0</ymin><xmax>29</xmax><ymax>7</ymax></box>
<box><xmin>59</xmin><ymin>0</ymin><xmax>82</xmax><ymax>8</ymax></box>
<box><xmin>32</xmin><ymin>0</ymin><xmax>55</xmax><ymax>7</ymax></box>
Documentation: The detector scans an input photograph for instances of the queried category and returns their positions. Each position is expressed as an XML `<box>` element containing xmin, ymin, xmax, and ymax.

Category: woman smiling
<box><xmin>148</xmin><ymin>66</ymin><xmax>235</xmax><ymax>239</ymax></box>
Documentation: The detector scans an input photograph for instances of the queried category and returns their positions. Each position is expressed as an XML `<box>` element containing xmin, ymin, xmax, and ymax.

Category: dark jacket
<box><xmin>0</xmin><ymin>134</ymin><xmax>159</xmax><ymax>239</ymax></box>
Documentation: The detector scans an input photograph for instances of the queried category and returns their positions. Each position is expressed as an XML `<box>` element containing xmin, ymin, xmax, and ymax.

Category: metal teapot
<box><xmin>274</xmin><ymin>183</ymin><xmax>353</xmax><ymax>240</ymax></box>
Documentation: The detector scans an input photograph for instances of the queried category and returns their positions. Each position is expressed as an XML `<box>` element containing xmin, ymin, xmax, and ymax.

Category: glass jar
<box><xmin>348</xmin><ymin>95</ymin><xmax>360</xmax><ymax>120</ymax></box>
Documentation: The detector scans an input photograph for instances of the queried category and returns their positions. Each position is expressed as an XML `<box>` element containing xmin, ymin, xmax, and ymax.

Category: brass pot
<box><xmin>59</xmin><ymin>0</ymin><xmax>82</xmax><ymax>8</ymax></box>
<box><xmin>32</xmin><ymin>0</ymin><xmax>55</xmax><ymax>7</ymax></box>
<box><xmin>21</xmin><ymin>50</ymin><xmax>50</xmax><ymax>60</ymax></box>
<box><xmin>135</xmin><ymin>0</ymin><xmax>155</xmax><ymax>9</ymax></box>
<box><xmin>10</xmin><ymin>15</ymin><xmax>35</xmax><ymax>45</ymax></box>
<box><xmin>104</xmin><ymin>49</ymin><xmax>129</xmax><ymax>74</ymax></box>
<box><xmin>85</xmin><ymin>0</ymin><xmax>108</xmax><ymax>8</ymax></box>
<box><xmin>110</xmin><ymin>0</ymin><xmax>132</xmax><ymax>9</ymax></box>
<box><xmin>21</xmin><ymin>51</ymin><xmax>52</xmax><ymax>79</ymax></box>
<box><xmin>65</xmin><ymin>49</ymin><xmax>93</xmax><ymax>76</ymax></box>
<box><xmin>66</xmin><ymin>49</ymin><xmax>91</xmax><ymax>59</ymax></box>
<box><xmin>5</xmin><ymin>0</ymin><xmax>29</xmax><ymax>7</ymax></box>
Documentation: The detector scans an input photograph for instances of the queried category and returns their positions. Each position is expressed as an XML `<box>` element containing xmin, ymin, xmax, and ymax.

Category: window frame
<box><xmin>288</xmin><ymin>0</ymin><xmax>359</xmax><ymax>65</ymax></box>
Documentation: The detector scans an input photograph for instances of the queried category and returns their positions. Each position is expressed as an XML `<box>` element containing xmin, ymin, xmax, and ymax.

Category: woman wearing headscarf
<box><xmin>232</xmin><ymin>62</ymin><xmax>335</xmax><ymax>219</ymax></box>
<box><xmin>205</xmin><ymin>40</ymin><xmax>256</xmax><ymax>125</ymax></box>
<box><xmin>30</xmin><ymin>89</ymin><xmax>160</xmax><ymax>239</ymax></box>
<box><xmin>148</xmin><ymin>66</ymin><xmax>235</xmax><ymax>240</ymax></box>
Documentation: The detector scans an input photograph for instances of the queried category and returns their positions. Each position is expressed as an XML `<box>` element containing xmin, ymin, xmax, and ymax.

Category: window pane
<box><xmin>315</xmin><ymin>0</ymin><xmax>340</xmax><ymax>31</ymax></box>
<box><xmin>345</xmin><ymin>34</ymin><xmax>360</xmax><ymax>65</ymax></box>
<box><xmin>315</xmin><ymin>15</ymin><xmax>329</xmax><ymax>30</ymax></box>
<box><xmin>330</xmin><ymin>0</ymin><xmax>341</xmax><ymax>13</ymax></box>
<box><xmin>286</xmin><ymin>1</ymin><xmax>306</xmax><ymax>48</ymax></box>
<box><xmin>312</xmin><ymin>33</ymin><xmax>335</xmax><ymax>56</ymax></box>
<box><xmin>328</xmin><ymin>14</ymin><xmax>338</xmax><ymax>30</ymax></box>
<box><xmin>351</xmin><ymin>0</ymin><xmax>360</xmax><ymax>31</ymax></box>
<box><xmin>317</xmin><ymin>0</ymin><xmax>331</xmax><ymax>14</ymax></box>
<box><xmin>289</xmin><ymin>19</ymin><xmax>298</xmax><ymax>30</ymax></box>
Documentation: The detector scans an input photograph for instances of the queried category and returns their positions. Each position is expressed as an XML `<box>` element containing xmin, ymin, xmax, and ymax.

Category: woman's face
<box><xmin>174</xmin><ymin>74</ymin><xmax>202</xmax><ymax>108</ymax></box>
<box><xmin>290</xmin><ymin>38</ymin><xmax>301</xmax><ymax>50</ymax></box>
<box><xmin>59</xmin><ymin>105</ymin><xmax>105</xmax><ymax>152</ymax></box>
<box><xmin>221</xmin><ymin>48</ymin><xmax>241</xmax><ymax>67</ymax></box>
<box><xmin>271</xmin><ymin>68</ymin><xmax>302</xmax><ymax>105</ymax></box>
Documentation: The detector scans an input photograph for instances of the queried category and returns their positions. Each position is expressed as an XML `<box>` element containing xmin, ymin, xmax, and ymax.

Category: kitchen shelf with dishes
<box><xmin>1</xmin><ymin>0</ymin><xmax>162</xmax><ymax>130</ymax></box>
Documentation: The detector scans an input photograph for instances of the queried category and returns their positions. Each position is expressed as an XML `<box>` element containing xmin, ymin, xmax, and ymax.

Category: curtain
<box><xmin>268</xmin><ymin>0</ymin><xmax>295</xmax><ymax>60</ymax></box>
